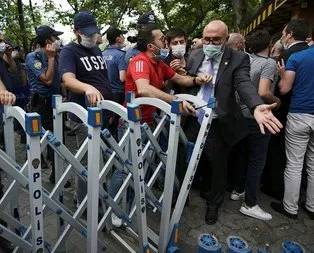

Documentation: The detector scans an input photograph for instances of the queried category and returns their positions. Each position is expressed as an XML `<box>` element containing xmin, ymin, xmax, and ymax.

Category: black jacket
<box><xmin>183</xmin><ymin>47</ymin><xmax>263</xmax><ymax>146</ymax></box>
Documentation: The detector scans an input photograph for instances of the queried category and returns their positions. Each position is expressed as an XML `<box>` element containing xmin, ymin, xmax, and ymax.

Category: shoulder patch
<box><xmin>33</xmin><ymin>60</ymin><xmax>42</xmax><ymax>70</ymax></box>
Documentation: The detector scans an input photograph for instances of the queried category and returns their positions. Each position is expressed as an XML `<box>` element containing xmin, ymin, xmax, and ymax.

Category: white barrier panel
<box><xmin>0</xmin><ymin>92</ymin><xmax>215</xmax><ymax>253</ymax></box>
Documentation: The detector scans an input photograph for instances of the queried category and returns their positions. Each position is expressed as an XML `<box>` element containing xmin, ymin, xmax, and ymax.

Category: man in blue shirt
<box><xmin>59</xmin><ymin>11</ymin><xmax>113</xmax><ymax>208</ymax></box>
<box><xmin>103</xmin><ymin>27</ymin><xmax>127</xmax><ymax>105</ymax></box>
<box><xmin>271</xmin><ymin>43</ymin><xmax>314</xmax><ymax>220</ymax></box>
<box><xmin>103</xmin><ymin>27</ymin><xmax>127</xmax><ymax>139</ymax></box>
<box><xmin>25</xmin><ymin>25</ymin><xmax>63</xmax><ymax>184</ymax></box>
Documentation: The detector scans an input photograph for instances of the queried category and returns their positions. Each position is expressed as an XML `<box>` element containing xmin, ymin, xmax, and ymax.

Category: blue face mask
<box><xmin>203</xmin><ymin>44</ymin><xmax>222</xmax><ymax>59</ymax></box>
<box><xmin>159</xmin><ymin>48</ymin><xmax>169</xmax><ymax>59</ymax></box>
<box><xmin>151</xmin><ymin>44</ymin><xmax>169</xmax><ymax>60</ymax></box>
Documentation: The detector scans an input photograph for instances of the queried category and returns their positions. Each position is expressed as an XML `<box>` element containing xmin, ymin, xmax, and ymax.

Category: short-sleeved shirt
<box><xmin>286</xmin><ymin>45</ymin><xmax>314</xmax><ymax>114</ymax></box>
<box><xmin>102</xmin><ymin>45</ymin><xmax>127</xmax><ymax>93</ymax></box>
<box><xmin>241</xmin><ymin>54</ymin><xmax>277</xmax><ymax>118</ymax></box>
<box><xmin>125</xmin><ymin>52</ymin><xmax>176</xmax><ymax>125</ymax></box>
<box><xmin>59</xmin><ymin>42</ymin><xmax>113</xmax><ymax>121</ymax></box>
<box><xmin>125</xmin><ymin>46</ymin><xmax>140</xmax><ymax>65</ymax></box>
<box><xmin>25</xmin><ymin>49</ymin><xmax>60</xmax><ymax>98</ymax></box>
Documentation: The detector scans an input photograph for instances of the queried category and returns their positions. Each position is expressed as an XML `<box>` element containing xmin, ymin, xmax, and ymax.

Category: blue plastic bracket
<box><xmin>25</xmin><ymin>113</ymin><xmax>42</xmax><ymax>136</ymax></box>
<box><xmin>127</xmin><ymin>104</ymin><xmax>142</xmax><ymax>122</ymax></box>
<box><xmin>171</xmin><ymin>99</ymin><xmax>183</xmax><ymax>115</ymax></box>
<box><xmin>87</xmin><ymin>107</ymin><xmax>103</xmax><ymax>127</ymax></box>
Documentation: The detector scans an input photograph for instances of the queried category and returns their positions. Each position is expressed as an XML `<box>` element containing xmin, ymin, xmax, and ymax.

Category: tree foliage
<box><xmin>0</xmin><ymin>0</ymin><xmax>43</xmax><ymax>52</ymax></box>
<box><xmin>0</xmin><ymin>0</ymin><xmax>262</xmax><ymax>53</ymax></box>
<box><xmin>43</xmin><ymin>0</ymin><xmax>153</xmax><ymax>28</ymax></box>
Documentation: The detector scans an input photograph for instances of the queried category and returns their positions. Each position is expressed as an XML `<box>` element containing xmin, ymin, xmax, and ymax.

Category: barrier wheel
<box><xmin>227</xmin><ymin>236</ymin><xmax>251</xmax><ymax>253</ymax></box>
<box><xmin>281</xmin><ymin>241</ymin><xmax>305</xmax><ymax>253</ymax></box>
<box><xmin>198</xmin><ymin>234</ymin><xmax>222</xmax><ymax>253</ymax></box>
<box><xmin>200</xmin><ymin>234</ymin><xmax>219</xmax><ymax>248</ymax></box>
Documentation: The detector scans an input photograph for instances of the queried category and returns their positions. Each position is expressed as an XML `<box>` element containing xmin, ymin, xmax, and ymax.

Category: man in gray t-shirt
<box><xmin>231</xmin><ymin>30</ymin><xmax>281</xmax><ymax>221</ymax></box>
<box><xmin>241</xmin><ymin>54</ymin><xmax>278</xmax><ymax>118</ymax></box>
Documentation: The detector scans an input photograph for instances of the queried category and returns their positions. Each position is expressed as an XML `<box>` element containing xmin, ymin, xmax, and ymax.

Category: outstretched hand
<box><xmin>253</xmin><ymin>103</ymin><xmax>283</xmax><ymax>134</ymax></box>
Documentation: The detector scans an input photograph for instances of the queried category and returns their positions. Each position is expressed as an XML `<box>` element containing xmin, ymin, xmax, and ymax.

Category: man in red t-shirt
<box><xmin>126</xmin><ymin>27</ymin><xmax>211</xmax><ymax>125</ymax></box>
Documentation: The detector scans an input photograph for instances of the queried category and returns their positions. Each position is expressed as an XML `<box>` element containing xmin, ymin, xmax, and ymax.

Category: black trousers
<box><xmin>233</xmin><ymin>119</ymin><xmax>270</xmax><ymax>207</ymax></box>
<box><xmin>178</xmin><ymin>118</ymin><xmax>230</xmax><ymax>207</ymax></box>
<box><xmin>28</xmin><ymin>93</ymin><xmax>55</xmax><ymax>175</ymax></box>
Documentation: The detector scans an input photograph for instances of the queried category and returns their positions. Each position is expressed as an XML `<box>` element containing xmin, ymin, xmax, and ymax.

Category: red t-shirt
<box><xmin>125</xmin><ymin>52</ymin><xmax>176</xmax><ymax>125</ymax></box>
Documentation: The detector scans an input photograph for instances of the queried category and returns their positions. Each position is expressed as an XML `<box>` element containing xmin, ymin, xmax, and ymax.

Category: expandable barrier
<box><xmin>0</xmin><ymin>92</ymin><xmax>215</xmax><ymax>253</ymax></box>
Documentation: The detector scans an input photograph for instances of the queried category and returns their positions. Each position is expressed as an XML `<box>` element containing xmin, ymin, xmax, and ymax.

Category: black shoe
<box><xmin>64</xmin><ymin>181</ymin><xmax>71</xmax><ymax>188</ymax></box>
<box><xmin>270</xmin><ymin>202</ymin><xmax>298</xmax><ymax>219</ymax></box>
<box><xmin>0</xmin><ymin>236</ymin><xmax>14</xmax><ymax>252</ymax></box>
<box><xmin>301</xmin><ymin>203</ymin><xmax>314</xmax><ymax>220</ymax></box>
<box><xmin>205</xmin><ymin>206</ymin><xmax>218</xmax><ymax>225</ymax></box>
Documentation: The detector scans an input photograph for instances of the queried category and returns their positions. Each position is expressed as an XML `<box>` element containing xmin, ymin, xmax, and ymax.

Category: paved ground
<box><xmin>0</xmin><ymin>132</ymin><xmax>313</xmax><ymax>252</ymax></box>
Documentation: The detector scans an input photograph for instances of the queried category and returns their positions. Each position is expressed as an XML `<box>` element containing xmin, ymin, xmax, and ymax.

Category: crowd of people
<box><xmin>0</xmin><ymin>11</ymin><xmax>313</xmax><ymax>249</ymax></box>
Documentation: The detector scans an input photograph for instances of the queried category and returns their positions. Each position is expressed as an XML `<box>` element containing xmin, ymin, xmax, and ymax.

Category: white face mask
<box><xmin>171</xmin><ymin>44</ymin><xmax>186</xmax><ymax>58</ymax></box>
<box><xmin>80</xmin><ymin>34</ymin><xmax>97</xmax><ymax>48</ymax></box>
<box><xmin>0</xmin><ymin>42</ymin><xmax>6</xmax><ymax>52</ymax></box>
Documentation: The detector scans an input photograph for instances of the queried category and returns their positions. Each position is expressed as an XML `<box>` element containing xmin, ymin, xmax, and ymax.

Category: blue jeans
<box><xmin>234</xmin><ymin>118</ymin><xmax>270</xmax><ymax>207</ymax></box>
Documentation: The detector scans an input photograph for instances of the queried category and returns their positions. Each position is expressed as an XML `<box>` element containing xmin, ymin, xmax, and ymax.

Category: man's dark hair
<box><xmin>36</xmin><ymin>35</ymin><xmax>51</xmax><ymax>47</ymax></box>
<box><xmin>165</xmin><ymin>27</ymin><xmax>187</xmax><ymax>44</ymax></box>
<box><xmin>285</xmin><ymin>19</ymin><xmax>310</xmax><ymax>41</ymax></box>
<box><xmin>246</xmin><ymin>30</ymin><xmax>271</xmax><ymax>53</ymax></box>
<box><xmin>270</xmin><ymin>32</ymin><xmax>282</xmax><ymax>45</ymax></box>
<box><xmin>137</xmin><ymin>27</ymin><xmax>156</xmax><ymax>52</ymax></box>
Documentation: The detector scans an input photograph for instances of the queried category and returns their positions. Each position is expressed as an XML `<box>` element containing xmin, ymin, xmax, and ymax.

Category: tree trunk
<box><xmin>17</xmin><ymin>0</ymin><xmax>28</xmax><ymax>53</ymax></box>
<box><xmin>232</xmin><ymin>0</ymin><xmax>241</xmax><ymax>32</ymax></box>
<box><xmin>29</xmin><ymin>0</ymin><xmax>37</xmax><ymax>29</ymax></box>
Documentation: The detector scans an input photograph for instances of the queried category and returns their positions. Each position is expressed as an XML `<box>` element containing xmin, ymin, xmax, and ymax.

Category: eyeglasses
<box><xmin>156</xmin><ymin>35</ymin><xmax>166</xmax><ymax>43</ymax></box>
<box><xmin>203</xmin><ymin>37</ymin><xmax>226</xmax><ymax>45</ymax></box>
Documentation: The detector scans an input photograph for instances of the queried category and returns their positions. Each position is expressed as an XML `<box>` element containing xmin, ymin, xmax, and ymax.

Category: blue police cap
<box><xmin>74</xmin><ymin>11</ymin><xmax>99</xmax><ymax>36</ymax></box>
<box><xmin>36</xmin><ymin>25</ymin><xmax>63</xmax><ymax>39</ymax></box>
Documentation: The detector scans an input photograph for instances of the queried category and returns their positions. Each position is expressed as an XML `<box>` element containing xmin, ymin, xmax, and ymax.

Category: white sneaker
<box><xmin>111</xmin><ymin>213</ymin><xmax>123</xmax><ymax>228</ymax></box>
<box><xmin>240</xmin><ymin>204</ymin><xmax>272</xmax><ymax>221</ymax></box>
<box><xmin>230</xmin><ymin>190</ymin><xmax>245</xmax><ymax>201</ymax></box>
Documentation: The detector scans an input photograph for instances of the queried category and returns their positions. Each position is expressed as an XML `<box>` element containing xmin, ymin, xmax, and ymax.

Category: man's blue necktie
<box><xmin>198</xmin><ymin>59</ymin><xmax>214</xmax><ymax>124</ymax></box>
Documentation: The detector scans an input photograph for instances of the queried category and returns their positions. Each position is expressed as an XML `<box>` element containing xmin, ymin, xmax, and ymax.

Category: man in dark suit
<box><xmin>180</xmin><ymin>20</ymin><xmax>282</xmax><ymax>225</ymax></box>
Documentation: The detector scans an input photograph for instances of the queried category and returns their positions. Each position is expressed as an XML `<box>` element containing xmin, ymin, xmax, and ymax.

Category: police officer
<box><xmin>125</xmin><ymin>11</ymin><xmax>158</xmax><ymax>64</ymax></box>
<box><xmin>25</xmin><ymin>25</ymin><xmax>63</xmax><ymax>184</ymax></box>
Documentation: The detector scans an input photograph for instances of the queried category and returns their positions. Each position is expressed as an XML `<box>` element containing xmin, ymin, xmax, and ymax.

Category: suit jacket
<box><xmin>183</xmin><ymin>47</ymin><xmax>263</xmax><ymax>146</ymax></box>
